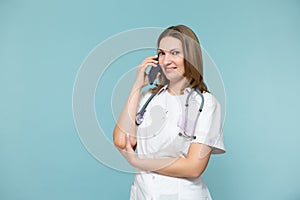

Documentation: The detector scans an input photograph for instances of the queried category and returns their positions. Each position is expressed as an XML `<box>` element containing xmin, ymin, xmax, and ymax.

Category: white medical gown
<box><xmin>130</xmin><ymin>86</ymin><xmax>225</xmax><ymax>200</ymax></box>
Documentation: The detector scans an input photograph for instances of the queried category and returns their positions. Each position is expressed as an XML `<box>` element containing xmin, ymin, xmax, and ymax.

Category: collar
<box><xmin>184</xmin><ymin>87</ymin><xmax>192</xmax><ymax>94</ymax></box>
<box><xmin>157</xmin><ymin>85</ymin><xmax>168</xmax><ymax>95</ymax></box>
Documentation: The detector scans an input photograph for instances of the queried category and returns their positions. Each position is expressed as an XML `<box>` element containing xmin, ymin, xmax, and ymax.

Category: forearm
<box><xmin>154</xmin><ymin>157</ymin><xmax>208</xmax><ymax>178</ymax></box>
<box><xmin>132</xmin><ymin>156</ymin><xmax>208</xmax><ymax>178</ymax></box>
<box><xmin>113</xmin><ymin>83</ymin><xmax>142</xmax><ymax>149</ymax></box>
<box><xmin>127</xmin><ymin>143</ymin><xmax>212</xmax><ymax>178</ymax></box>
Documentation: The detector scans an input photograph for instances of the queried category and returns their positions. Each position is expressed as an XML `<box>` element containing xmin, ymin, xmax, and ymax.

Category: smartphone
<box><xmin>148</xmin><ymin>57</ymin><xmax>162</xmax><ymax>85</ymax></box>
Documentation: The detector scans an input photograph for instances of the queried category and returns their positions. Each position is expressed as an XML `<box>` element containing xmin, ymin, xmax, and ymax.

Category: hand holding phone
<box><xmin>148</xmin><ymin>58</ymin><xmax>162</xmax><ymax>85</ymax></box>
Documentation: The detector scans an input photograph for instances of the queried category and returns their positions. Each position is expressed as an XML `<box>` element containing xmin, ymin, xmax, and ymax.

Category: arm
<box><xmin>154</xmin><ymin>143</ymin><xmax>212</xmax><ymax>178</ymax></box>
<box><xmin>113</xmin><ymin>55</ymin><xmax>159</xmax><ymax>149</ymax></box>
<box><xmin>112</xmin><ymin>84</ymin><xmax>141</xmax><ymax>149</ymax></box>
<box><xmin>122</xmin><ymin>135</ymin><xmax>212</xmax><ymax>178</ymax></box>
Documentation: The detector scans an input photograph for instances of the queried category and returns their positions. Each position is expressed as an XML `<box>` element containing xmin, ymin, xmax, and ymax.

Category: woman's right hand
<box><xmin>134</xmin><ymin>55</ymin><xmax>159</xmax><ymax>89</ymax></box>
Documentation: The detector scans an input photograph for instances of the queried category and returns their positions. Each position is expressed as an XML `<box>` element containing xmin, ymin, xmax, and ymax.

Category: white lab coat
<box><xmin>130</xmin><ymin>85</ymin><xmax>225</xmax><ymax>200</ymax></box>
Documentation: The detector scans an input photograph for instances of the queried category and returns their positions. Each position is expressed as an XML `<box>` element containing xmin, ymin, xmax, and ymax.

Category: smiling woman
<box><xmin>153</xmin><ymin>25</ymin><xmax>208</xmax><ymax>95</ymax></box>
<box><xmin>113</xmin><ymin>25</ymin><xmax>225</xmax><ymax>200</ymax></box>
<box><xmin>157</xmin><ymin>36</ymin><xmax>186</xmax><ymax>92</ymax></box>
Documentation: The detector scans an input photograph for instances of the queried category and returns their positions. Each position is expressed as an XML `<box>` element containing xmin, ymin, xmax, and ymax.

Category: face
<box><xmin>158</xmin><ymin>36</ymin><xmax>185</xmax><ymax>84</ymax></box>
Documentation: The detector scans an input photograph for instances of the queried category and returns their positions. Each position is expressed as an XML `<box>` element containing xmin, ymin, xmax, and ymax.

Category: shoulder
<box><xmin>194</xmin><ymin>91</ymin><xmax>220</xmax><ymax>108</ymax></box>
<box><xmin>203</xmin><ymin>92</ymin><xmax>220</xmax><ymax>107</ymax></box>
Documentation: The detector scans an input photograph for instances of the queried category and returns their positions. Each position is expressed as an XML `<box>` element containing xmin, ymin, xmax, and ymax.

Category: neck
<box><xmin>167</xmin><ymin>78</ymin><xmax>188</xmax><ymax>95</ymax></box>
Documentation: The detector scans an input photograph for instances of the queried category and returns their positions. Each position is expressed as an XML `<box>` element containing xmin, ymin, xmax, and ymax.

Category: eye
<box><xmin>171</xmin><ymin>51</ymin><xmax>180</xmax><ymax>55</ymax></box>
<box><xmin>158</xmin><ymin>51</ymin><xmax>165</xmax><ymax>56</ymax></box>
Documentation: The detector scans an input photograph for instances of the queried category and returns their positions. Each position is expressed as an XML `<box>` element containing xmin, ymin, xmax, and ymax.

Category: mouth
<box><xmin>165</xmin><ymin>66</ymin><xmax>177</xmax><ymax>73</ymax></box>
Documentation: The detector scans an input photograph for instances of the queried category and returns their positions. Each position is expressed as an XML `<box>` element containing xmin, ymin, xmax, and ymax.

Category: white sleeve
<box><xmin>191</xmin><ymin>93</ymin><xmax>226</xmax><ymax>154</ymax></box>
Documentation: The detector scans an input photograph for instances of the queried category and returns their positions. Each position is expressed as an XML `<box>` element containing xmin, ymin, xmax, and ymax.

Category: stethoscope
<box><xmin>135</xmin><ymin>87</ymin><xmax>204</xmax><ymax>141</ymax></box>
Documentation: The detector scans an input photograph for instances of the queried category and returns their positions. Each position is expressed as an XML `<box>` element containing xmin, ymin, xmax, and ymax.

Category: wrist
<box><xmin>126</xmin><ymin>152</ymin><xmax>139</xmax><ymax>167</ymax></box>
<box><xmin>132</xmin><ymin>82</ymin><xmax>144</xmax><ymax>91</ymax></box>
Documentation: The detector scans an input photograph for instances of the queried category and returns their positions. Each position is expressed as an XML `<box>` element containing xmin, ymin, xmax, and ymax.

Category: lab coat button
<box><xmin>152</xmin><ymin>175</ymin><xmax>155</xmax><ymax>180</ymax></box>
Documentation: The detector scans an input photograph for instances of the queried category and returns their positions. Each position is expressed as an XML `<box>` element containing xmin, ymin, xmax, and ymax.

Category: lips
<box><xmin>165</xmin><ymin>66</ymin><xmax>177</xmax><ymax>73</ymax></box>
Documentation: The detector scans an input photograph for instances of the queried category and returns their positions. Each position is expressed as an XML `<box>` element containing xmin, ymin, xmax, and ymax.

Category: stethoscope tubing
<box><xmin>135</xmin><ymin>87</ymin><xmax>204</xmax><ymax>141</ymax></box>
<box><xmin>180</xmin><ymin>88</ymin><xmax>204</xmax><ymax>140</ymax></box>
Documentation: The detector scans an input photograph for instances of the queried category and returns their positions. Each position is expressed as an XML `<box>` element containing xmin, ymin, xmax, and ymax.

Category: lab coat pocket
<box><xmin>154</xmin><ymin>134</ymin><xmax>190</xmax><ymax>158</ymax></box>
<box><xmin>182</xmin><ymin>198</ymin><xmax>208</xmax><ymax>200</ymax></box>
<box><xmin>159</xmin><ymin>194</ymin><xmax>178</xmax><ymax>200</ymax></box>
<box><xmin>180</xmin><ymin>179</ymin><xmax>212</xmax><ymax>200</ymax></box>
<box><xmin>180</xmin><ymin>195</ymin><xmax>209</xmax><ymax>200</ymax></box>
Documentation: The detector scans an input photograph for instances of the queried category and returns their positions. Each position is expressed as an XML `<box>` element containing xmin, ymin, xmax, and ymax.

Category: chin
<box><xmin>166</xmin><ymin>75</ymin><xmax>185</xmax><ymax>83</ymax></box>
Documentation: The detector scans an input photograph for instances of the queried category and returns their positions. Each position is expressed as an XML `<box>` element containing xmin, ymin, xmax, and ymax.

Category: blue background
<box><xmin>1</xmin><ymin>0</ymin><xmax>300</xmax><ymax>199</ymax></box>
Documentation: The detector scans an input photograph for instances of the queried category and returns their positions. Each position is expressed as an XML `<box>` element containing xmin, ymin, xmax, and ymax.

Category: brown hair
<box><xmin>151</xmin><ymin>25</ymin><xmax>208</xmax><ymax>93</ymax></box>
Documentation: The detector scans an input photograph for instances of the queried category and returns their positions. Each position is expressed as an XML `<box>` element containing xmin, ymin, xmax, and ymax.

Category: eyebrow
<box><xmin>157</xmin><ymin>48</ymin><xmax>181</xmax><ymax>52</ymax></box>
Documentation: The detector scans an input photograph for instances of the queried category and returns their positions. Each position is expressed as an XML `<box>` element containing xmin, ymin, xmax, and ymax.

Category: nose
<box><xmin>160</xmin><ymin>54</ymin><xmax>172</xmax><ymax>67</ymax></box>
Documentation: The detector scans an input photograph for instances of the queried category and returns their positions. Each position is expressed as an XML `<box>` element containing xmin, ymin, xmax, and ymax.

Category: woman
<box><xmin>113</xmin><ymin>25</ymin><xmax>225</xmax><ymax>200</ymax></box>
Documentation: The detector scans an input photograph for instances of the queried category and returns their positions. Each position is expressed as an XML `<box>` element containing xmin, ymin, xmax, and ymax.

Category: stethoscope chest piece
<box><xmin>135</xmin><ymin>113</ymin><xmax>144</xmax><ymax>126</ymax></box>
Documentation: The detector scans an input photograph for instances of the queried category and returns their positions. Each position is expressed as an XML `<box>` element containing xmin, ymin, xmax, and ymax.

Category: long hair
<box><xmin>151</xmin><ymin>25</ymin><xmax>208</xmax><ymax>93</ymax></box>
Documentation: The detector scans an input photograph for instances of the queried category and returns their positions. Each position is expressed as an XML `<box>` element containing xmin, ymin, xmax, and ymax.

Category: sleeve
<box><xmin>191</xmin><ymin>93</ymin><xmax>226</xmax><ymax>154</ymax></box>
